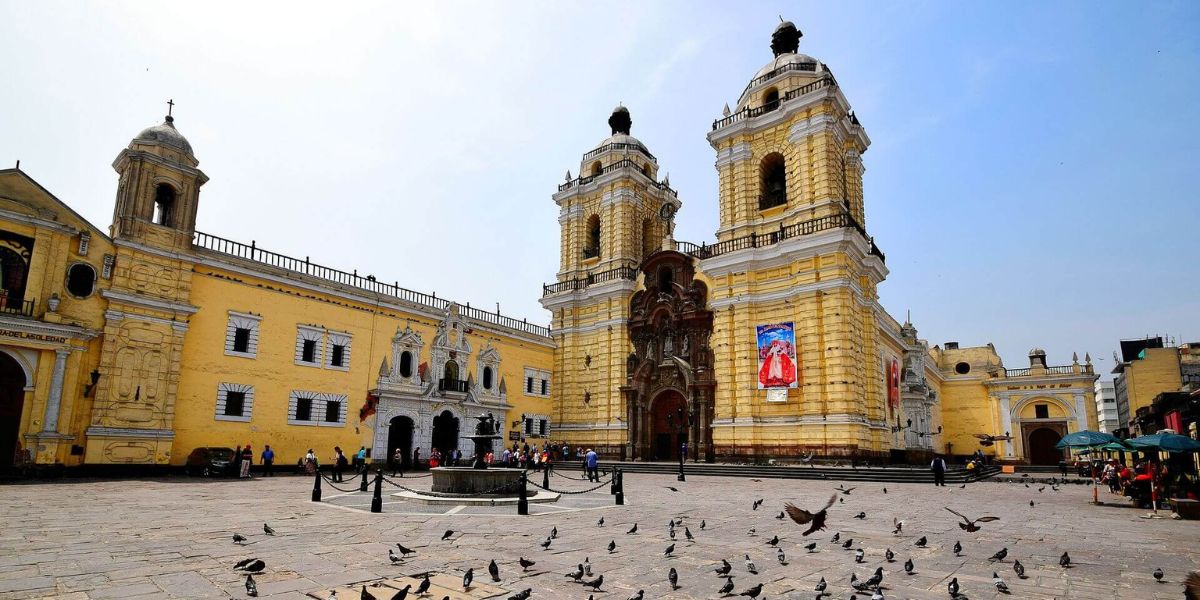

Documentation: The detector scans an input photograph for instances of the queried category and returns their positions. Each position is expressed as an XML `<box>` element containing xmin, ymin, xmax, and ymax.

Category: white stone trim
<box><xmin>287</xmin><ymin>390</ymin><xmax>348</xmax><ymax>427</ymax></box>
<box><xmin>522</xmin><ymin>413</ymin><xmax>552</xmax><ymax>438</ymax></box>
<box><xmin>326</xmin><ymin>330</ymin><xmax>352</xmax><ymax>371</ymax></box>
<box><xmin>294</xmin><ymin>325</ymin><xmax>324</xmax><ymax>367</ymax></box>
<box><xmin>550</xmin><ymin>316</ymin><xmax>628</xmax><ymax>336</ymax></box>
<box><xmin>714</xmin><ymin>142</ymin><xmax>753</xmax><ymax>169</ymax></box>
<box><xmin>101</xmin><ymin>289</ymin><xmax>199</xmax><ymax>315</ymax></box>
<box><xmin>707</xmin><ymin>277</ymin><xmax>863</xmax><ymax>310</ymax></box>
<box><xmin>224</xmin><ymin>311</ymin><xmax>261</xmax><ymax>358</ymax></box>
<box><xmin>215</xmin><ymin>382</ymin><xmax>254</xmax><ymax>422</ymax></box>
<box><xmin>523</xmin><ymin>367</ymin><xmax>551</xmax><ymax>398</ymax></box>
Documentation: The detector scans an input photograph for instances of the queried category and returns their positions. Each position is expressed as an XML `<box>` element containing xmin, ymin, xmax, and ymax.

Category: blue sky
<box><xmin>1</xmin><ymin>1</ymin><xmax>1196</xmax><ymax>374</ymax></box>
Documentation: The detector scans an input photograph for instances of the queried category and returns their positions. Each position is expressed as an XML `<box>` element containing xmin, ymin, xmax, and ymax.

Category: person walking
<box><xmin>332</xmin><ymin>446</ymin><xmax>348</xmax><ymax>482</ymax></box>
<box><xmin>585</xmin><ymin>448</ymin><xmax>599</xmax><ymax>482</ymax></box>
<box><xmin>260</xmin><ymin>445</ymin><xmax>275</xmax><ymax>477</ymax></box>
<box><xmin>931</xmin><ymin>454</ymin><xmax>947</xmax><ymax>487</ymax></box>
<box><xmin>391</xmin><ymin>447</ymin><xmax>403</xmax><ymax>476</ymax></box>
<box><xmin>304</xmin><ymin>448</ymin><xmax>317</xmax><ymax>475</ymax></box>
<box><xmin>354</xmin><ymin>446</ymin><xmax>367</xmax><ymax>473</ymax></box>
<box><xmin>240</xmin><ymin>444</ymin><xmax>253</xmax><ymax>478</ymax></box>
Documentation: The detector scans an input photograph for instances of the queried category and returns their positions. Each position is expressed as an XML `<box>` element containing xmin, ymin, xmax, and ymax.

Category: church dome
<box><xmin>586</xmin><ymin>106</ymin><xmax>654</xmax><ymax>161</ymax></box>
<box><xmin>133</xmin><ymin>115</ymin><xmax>193</xmax><ymax>156</ymax></box>
<box><xmin>734</xmin><ymin>20</ymin><xmax>829</xmax><ymax>110</ymax></box>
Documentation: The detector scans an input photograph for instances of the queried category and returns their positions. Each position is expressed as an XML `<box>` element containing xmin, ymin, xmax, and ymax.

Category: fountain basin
<box><xmin>431</xmin><ymin>467</ymin><xmax>526</xmax><ymax>496</ymax></box>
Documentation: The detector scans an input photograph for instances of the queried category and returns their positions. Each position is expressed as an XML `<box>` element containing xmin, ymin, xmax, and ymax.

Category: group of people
<box><xmin>230</xmin><ymin>444</ymin><xmax>275</xmax><ymax>478</ymax></box>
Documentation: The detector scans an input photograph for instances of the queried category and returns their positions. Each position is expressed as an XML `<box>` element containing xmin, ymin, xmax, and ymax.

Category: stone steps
<box><xmin>586</xmin><ymin>462</ymin><xmax>1000</xmax><ymax>484</ymax></box>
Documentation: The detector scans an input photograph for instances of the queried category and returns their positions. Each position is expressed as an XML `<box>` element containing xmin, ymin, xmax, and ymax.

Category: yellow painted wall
<box><xmin>1122</xmin><ymin>348</ymin><xmax>1182</xmax><ymax>415</ymax></box>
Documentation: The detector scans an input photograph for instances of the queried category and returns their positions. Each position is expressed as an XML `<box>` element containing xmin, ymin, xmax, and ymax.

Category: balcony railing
<box><xmin>582</xmin><ymin>141</ymin><xmax>656</xmax><ymax>163</ymax></box>
<box><xmin>558</xmin><ymin>158</ymin><xmax>677</xmax><ymax>194</ymax></box>
<box><xmin>0</xmin><ymin>298</ymin><xmax>35</xmax><ymax>317</ymax></box>
<box><xmin>714</xmin><ymin>75</ymin><xmax>838</xmax><ymax>131</ymax></box>
<box><xmin>438</xmin><ymin>378</ymin><xmax>470</xmax><ymax>393</ymax></box>
<box><xmin>675</xmin><ymin>211</ymin><xmax>878</xmax><ymax>261</ymax></box>
<box><xmin>543</xmin><ymin>265</ymin><xmax>638</xmax><ymax>297</ymax></box>
<box><xmin>582</xmin><ymin>247</ymin><xmax>599</xmax><ymax>260</ymax></box>
<box><xmin>1004</xmin><ymin>364</ymin><xmax>1092</xmax><ymax>377</ymax></box>
<box><xmin>758</xmin><ymin>193</ymin><xmax>787</xmax><ymax>211</ymax></box>
<box><xmin>743</xmin><ymin>61</ymin><xmax>821</xmax><ymax>92</ymax></box>
<box><xmin>193</xmin><ymin>231</ymin><xmax>551</xmax><ymax>338</ymax></box>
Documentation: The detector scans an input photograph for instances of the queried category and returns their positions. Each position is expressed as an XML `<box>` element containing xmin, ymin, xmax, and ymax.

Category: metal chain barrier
<box><xmin>378</xmin><ymin>474</ymin><xmax>525</xmax><ymax>497</ymax></box>
<box><xmin>318</xmin><ymin>471</ymin><xmax>368</xmax><ymax>493</ymax></box>
<box><xmin>528</xmin><ymin>474</ymin><xmax>612</xmax><ymax>495</ymax></box>
<box><xmin>550</xmin><ymin>467</ymin><xmax>601</xmax><ymax>481</ymax></box>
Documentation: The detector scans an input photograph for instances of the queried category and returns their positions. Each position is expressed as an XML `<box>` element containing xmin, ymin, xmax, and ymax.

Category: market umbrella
<box><xmin>1054</xmin><ymin>430</ymin><xmax>1119</xmax><ymax>504</ymax></box>
<box><xmin>1127</xmin><ymin>433</ymin><xmax>1200</xmax><ymax>453</ymax></box>
<box><xmin>1098</xmin><ymin>441</ymin><xmax>1133</xmax><ymax>451</ymax></box>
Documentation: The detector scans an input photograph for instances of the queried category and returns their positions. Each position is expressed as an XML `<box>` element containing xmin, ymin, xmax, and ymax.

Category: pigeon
<box><xmin>519</xmin><ymin>557</ymin><xmax>535</xmax><ymax>571</ymax></box>
<box><xmin>700</xmin><ymin>520</ymin><xmax>706</xmax><ymax>530</ymax></box>
<box><xmin>738</xmin><ymin>582</ymin><xmax>763</xmax><ymax>598</ymax></box>
<box><xmin>685</xmin><ymin>527</ymin><xmax>694</xmax><ymax>541</ymax></box>
<box><xmin>540</xmin><ymin>537</ymin><xmax>552</xmax><ymax>549</ymax></box>
<box><xmin>627</xmin><ymin>523</ymin><xmax>638</xmax><ymax>534</ymax></box>
<box><xmin>239</xmin><ymin>559</ymin><xmax>265</xmax><ymax>573</ymax></box>
<box><xmin>784</xmin><ymin>495</ymin><xmax>838</xmax><ymax>536</ymax></box>
<box><xmin>597</xmin><ymin>517</ymin><xmax>605</xmax><ymax>527</ymax></box>
<box><xmin>718</xmin><ymin>577</ymin><xmax>735</xmax><ymax>595</ymax></box>
<box><xmin>664</xmin><ymin>543</ymin><xmax>675</xmax><ymax>557</ymax></box>
<box><xmin>753</xmin><ymin>498</ymin><xmax>764</xmax><ymax>510</ymax></box>
<box><xmin>263</xmin><ymin>523</ymin><xmax>275</xmax><ymax>536</ymax></box>
<box><xmin>566</xmin><ymin>563</ymin><xmax>584</xmax><ymax>581</ymax></box>
<box><xmin>234</xmin><ymin>558</ymin><xmax>257</xmax><ymax>569</ymax></box>
<box><xmin>776</xmin><ymin>511</ymin><xmax>785</xmax><ymax>519</ymax></box>
<box><xmin>766</xmin><ymin>535</ymin><xmax>779</xmax><ymax>546</ymax></box>
<box><xmin>506</xmin><ymin>589</ymin><xmax>531</xmax><ymax>600</ymax></box>
<box><xmin>843</xmin><ymin>538</ymin><xmax>855</xmax><ymax>549</ymax></box>
<box><xmin>715</xmin><ymin>558</ymin><xmax>732</xmax><ymax>575</ymax></box>
<box><xmin>388</xmin><ymin>549</ymin><xmax>401</xmax><ymax>564</ymax></box>
<box><xmin>915</xmin><ymin>536</ymin><xmax>927</xmax><ymax>547</ymax></box>
<box><xmin>245</xmin><ymin>574</ymin><xmax>258</xmax><ymax>597</ymax></box>
<box><xmin>989</xmin><ymin>547</ymin><xmax>1008</xmax><ymax>562</ymax></box>
<box><xmin>747</xmin><ymin>528</ymin><xmax>756</xmax><ymax>536</ymax></box>
<box><xmin>815</xmin><ymin>577</ymin><xmax>827</xmax><ymax>592</ymax></box>
<box><xmin>871</xmin><ymin>591</ymin><xmax>884</xmax><ymax>600</ymax></box>
<box><xmin>883</xmin><ymin>487</ymin><xmax>887</xmax><ymax>494</ymax></box>
<box><xmin>959</xmin><ymin>484</ymin><xmax>966</xmax><ymax>489</ymax></box>
<box><xmin>855</xmin><ymin>548</ymin><xmax>865</xmax><ymax>563</ymax></box>
<box><xmin>670</xmin><ymin>529</ymin><xmax>676</xmax><ymax>539</ymax></box>
<box><xmin>744</xmin><ymin>554</ymin><xmax>758</xmax><ymax>574</ymax></box>
<box><xmin>1030</xmin><ymin>500</ymin><xmax>1035</xmax><ymax>507</ymax></box>
<box><xmin>945</xmin><ymin>507</ymin><xmax>1000</xmax><ymax>532</ymax></box>
<box><xmin>1153</xmin><ymin>567</ymin><xmax>1164</xmax><ymax>582</ymax></box>
<box><xmin>584</xmin><ymin>574</ymin><xmax>604</xmax><ymax>591</ymax></box>
<box><xmin>388</xmin><ymin>586</ymin><xmax>410</xmax><ymax>600</ymax></box>
<box><xmin>441</xmin><ymin>530</ymin><xmax>454</xmax><ymax>541</ymax></box>
<box><xmin>584</xmin><ymin>557</ymin><xmax>592</xmax><ymax>576</ymax></box>
<box><xmin>904</xmin><ymin>558</ymin><xmax>914</xmax><ymax>574</ymax></box>
<box><xmin>885</xmin><ymin>548</ymin><xmax>894</xmax><ymax>562</ymax></box>
<box><xmin>993</xmin><ymin>572</ymin><xmax>1009</xmax><ymax>593</ymax></box>
<box><xmin>415</xmin><ymin>574</ymin><xmax>430</xmax><ymax>595</ymax></box>
<box><xmin>608</xmin><ymin>539</ymin><xmax>616</xmax><ymax>553</ymax></box>
<box><xmin>668</xmin><ymin>566</ymin><xmax>679</xmax><ymax>589</ymax></box>
<box><xmin>1060</xmin><ymin>551</ymin><xmax>1071</xmax><ymax>568</ymax></box>
<box><xmin>864</xmin><ymin>567</ymin><xmax>884</xmax><ymax>588</ymax></box>
<box><xmin>948</xmin><ymin>576</ymin><xmax>960</xmax><ymax>597</ymax></box>
<box><xmin>396</xmin><ymin>543</ymin><xmax>415</xmax><ymax>556</ymax></box>
<box><xmin>777</xmin><ymin>547</ymin><xmax>787</xmax><ymax>564</ymax></box>
<box><xmin>462</xmin><ymin>568</ymin><xmax>473</xmax><ymax>590</ymax></box>
<box><xmin>804</xmin><ymin>542</ymin><xmax>817</xmax><ymax>553</ymax></box>
<box><xmin>854</xmin><ymin>512</ymin><xmax>867</xmax><ymax>519</ymax></box>
<box><xmin>488</xmin><ymin>559</ymin><xmax>500</xmax><ymax>582</ymax></box>
<box><xmin>630</xmin><ymin>590</ymin><xmax>645</xmax><ymax>600</ymax></box>
<box><xmin>1013</xmin><ymin>559</ymin><xmax>1026</xmax><ymax>578</ymax></box>
<box><xmin>550</xmin><ymin>526</ymin><xmax>557</xmax><ymax>539</ymax></box>
<box><xmin>952</xmin><ymin>541</ymin><xmax>962</xmax><ymax>556</ymax></box>
<box><xmin>892</xmin><ymin>519</ymin><xmax>903</xmax><ymax>535</ymax></box>
<box><xmin>360</xmin><ymin>586</ymin><xmax>374</xmax><ymax>600</ymax></box>
<box><xmin>233</xmin><ymin>533</ymin><xmax>247</xmax><ymax>544</ymax></box>
<box><xmin>831</xmin><ymin>532</ymin><xmax>841</xmax><ymax>543</ymax></box>
<box><xmin>836</xmin><ymin>485</ymin><xmax>856</xmax><ymax>495</ymax></box>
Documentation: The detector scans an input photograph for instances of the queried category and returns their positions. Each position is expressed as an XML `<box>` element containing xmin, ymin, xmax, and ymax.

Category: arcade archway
<box><xmin>0</xmin><ymin>351</ymin><xmax>28</xmax><ymax>466</ymax></box>
<box><xmin>387</xmin><ymin>416</ymin><xmax>414</xmax><ymax>470</ymax></box>
<box><xmin>431</xmin><ymin>410</ymin><xmax>459</xmax><ymax>457</ymax></box>
<box><xmin>650</xmin><ymin>390</ymin><xmax>688</xmax><ymax>461</ymax></box>
<box><xmin>1027</xmin><ymin>427</ymin><xmax>1065</xmax><ymax>466</ymax></box>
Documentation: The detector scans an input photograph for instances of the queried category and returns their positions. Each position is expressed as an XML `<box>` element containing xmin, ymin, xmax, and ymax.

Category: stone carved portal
<box><xmin>623</xmin><ymin>249</ymin><xmax>715</xmax><ymax>462</ymax></box>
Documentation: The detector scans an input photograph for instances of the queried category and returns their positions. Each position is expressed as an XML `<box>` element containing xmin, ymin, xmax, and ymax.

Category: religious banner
<box><xmin>756</xmin><ymin>322</ymin><xmax>797</xmax><ymax>389</ymax></box>
<box><xmin>884</xmin><ymin>356</ymin><xmax>901</xmax><ymax>415</ymax></box>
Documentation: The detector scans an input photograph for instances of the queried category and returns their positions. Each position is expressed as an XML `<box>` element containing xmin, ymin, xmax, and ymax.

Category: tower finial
<box><xmin>608</xmin><ymin>104</ymin><xmax>632</xmax><ymax>135</ymax></box>
<box><xmin>771</xmin><ymin>19</ymin><xmax>801</xmax><ymax>57</ymax></box>
<box><xmin>167</xmin><ymin>98</ymin><xmax>174</xmax><ymax>117</ymax></box>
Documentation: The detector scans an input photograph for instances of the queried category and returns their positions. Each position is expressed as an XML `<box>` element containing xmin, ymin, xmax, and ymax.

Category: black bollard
<box><xmin>615</xmin><ymin>468</ymin><xmax>624</xmax><ymax>505</ymax></box>
<box><xmin>517</xmin><ymin>470</ymin><xmax>529</xmax><ymax>515</ymax></box>
<box><xmin>678</xmin><ymin>457</ymin><xmax>686</xmax><ymax>482</ymax></box>
<box><xmin>311</xmin><ymin>469</ymin><xmax>322</xmax><ymax>502</ymax></box>
<box><xmin>370</xmin><ymin>469</ymin><xmax>383</xmax><ymax>513</ymax></box>
<box><xmin>359</xmin><ymin>466</ymin><xmax>369</xmax><ymax>492</ymax></box>
<box><xmin>542</xmin><ymin>463</ymin><xmax>551</xmax><ymax>490</ymax></box>
<box><xmin>610</xmin><ymin>465</ymin><xmax>617</xmax><ymax>495</ymax></box>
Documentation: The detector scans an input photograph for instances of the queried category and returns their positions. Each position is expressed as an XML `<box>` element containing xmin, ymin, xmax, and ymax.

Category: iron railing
<box><xmin>743</xmin><ymin>61</ymin><xmax>820</xmax><ymax>93</ymax></box>
<box><xmin>1004</xmin><ymin>364</ymin><xmax>1091</xmax><ymax>377</ymax></box>
<box><xmin>582</xmin><ymin>247</ymin><xmax>599</xmax><ymax>260</ymax></box>
<box><xmin>192</xmin><ymin>231</ymin><xmax>551</xmax><ymax>338</ymax></box>
<box><xmin>675</xmin><ymin>212</ymin><xmax>874</xmax><ymax>260</ymax></box>
<box><xmin>713</xmin><ymin>75</ymin><xmax>837</xmax><ymax>131</ymax></box>
<box><xmin>0</xmin><ymin>298</ymin><xmax>35</xmax><ymax>317</ymax></box>
<box><xmin>438</xmin><ymin>378</ymin><xmax>470</xmax><ymax>393</ymax></box>
<box><xmin>558</xmin><ymin>158</ymin><xmax>677</xmax><ymax>194</ymax></box>
<box><xmin>542</xmin><ymin>265</ymin><xmax>638</xmax><ymax>297</ymax></box>
<box><xmin>582</xmin><ymin>141</ymin><xmax>656</xmax><ymax>163</ymax></box>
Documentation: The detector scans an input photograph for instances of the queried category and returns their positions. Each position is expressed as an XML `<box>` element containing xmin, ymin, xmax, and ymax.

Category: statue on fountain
<box><xmin>468</xmin><ymin>412</ymin><xmax>502</xmax><ymax>469</ymax></box>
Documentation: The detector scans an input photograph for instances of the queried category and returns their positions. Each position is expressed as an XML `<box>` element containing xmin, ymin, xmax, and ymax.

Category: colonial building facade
<box><xmin>4</xmin><ymin>21</ymin><xmax>1099</xmax><ymax>470</ymax></box>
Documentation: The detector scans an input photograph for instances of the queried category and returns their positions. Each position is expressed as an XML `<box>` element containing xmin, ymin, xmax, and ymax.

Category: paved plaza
<box><xmin>1</xmin><ymin>471</ymin><xmax>1197</xmax><ymax>599</ymax></box>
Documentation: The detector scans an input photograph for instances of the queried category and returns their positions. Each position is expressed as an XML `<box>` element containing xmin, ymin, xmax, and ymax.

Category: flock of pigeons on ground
<box><xmin>226</xmin><ymin>478</ymin><xmax>1200</xmax><ymax>599</ymax></box>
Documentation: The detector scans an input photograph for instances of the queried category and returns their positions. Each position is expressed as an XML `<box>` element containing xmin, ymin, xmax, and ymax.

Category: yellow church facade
<box><xmin>4</xmin><ymin>21</ymin><xmax>1099</xmax><ymax>471</ymax></box>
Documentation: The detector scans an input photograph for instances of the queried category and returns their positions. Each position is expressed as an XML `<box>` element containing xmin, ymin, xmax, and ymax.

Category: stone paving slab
<box><xmin>0</xmin><ymin>474</ymin><xmax>1197</xmax><ymax>599</ymax></box>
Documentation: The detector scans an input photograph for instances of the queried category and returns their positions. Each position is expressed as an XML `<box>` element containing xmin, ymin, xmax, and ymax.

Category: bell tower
<box><xmin>111</xmin><ymin>105</ymin><xmax>208</xmax><ymax>251</ymax></box>
<box><xmin>541</xmin><ymin>106</ymin><xmax>680</xmax><ymax>458</ymax></box>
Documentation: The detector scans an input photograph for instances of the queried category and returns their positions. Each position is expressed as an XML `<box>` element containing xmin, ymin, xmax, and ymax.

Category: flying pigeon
<box><xmin>489</xmin><ymin>559</ymin><xmax>500</xmax><ymax>581</ymax></box>
<box><xmin>945</xmin><ymin>507</ymin><xmax>1000</xmax><ymax>532</ymax></box>
<box><xmin>239</xmin><ymin>559</ymin><xmax>265</xmax><ymax>573</ymax></box>
<box><xmin>836</xmin><ymin>485</ymin><xmax>856</xmax><ymax>495</ymax></box>
<box><xmin>784</xmin><ymin>495</ymin><xmax>838</xmax><ymax>536</ymax></box>
<box><xmin>234</xmin><ymin>558</ymin><xmax>257</xmax><ymax>569</ymax></box>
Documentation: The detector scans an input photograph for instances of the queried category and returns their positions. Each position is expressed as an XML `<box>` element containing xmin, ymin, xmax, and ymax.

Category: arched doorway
<box><xmin>431</xmin><ymin>410</ymin><xmax>459</xmax><ymax>457</ymax></box>
<box><xmin>1027</xmin><ymin>427</ymin><xmax>1065</xmax><ymax>466</ymax></box>
<box><xmin>387</xmin><ymin>416</ymin><xmax>414</xmax><ymax>470</ymax></box>
<box><xmin>650</xmin><ymin>390</ymin><xmax>688</xmax><ymax>461</ymax></box>
<box><xmin>0</xmin><ymin>351</ymin><xmax>28</xmax><ymax>466</ymax></box>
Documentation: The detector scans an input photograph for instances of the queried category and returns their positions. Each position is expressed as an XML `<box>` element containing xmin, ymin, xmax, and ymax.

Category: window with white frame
<box><xmin>215</xmin><ymin>382</ymin><xmax>254</xmax><ymax>422</ymax></box>
<box><xmin>523</xmin><ymin>367</ymin><xmax>551</xmax><ymax>397</ymax></box>
<box><xmin>295</xmin><ymin>326</ymin><xmax>323</xmax><ymax>366</ymax></box>
<box><xmin>326</xmin><ymin>331</ymin><xmax>352</xmax><ymax>370</ymax></box>
<box><xmin>523</xmin><ymin>414</ymin><xmax>550</xmax><ymax>438</ymax></box>
<box><xmin>225</xmin><ymin>312</ymin><xmax>261</xmax><ymax>358</ymax></box>
<box><xmin>288</xmin><ymin>390</ymin><xmax>347</xmax><ymax>426</ymax></box>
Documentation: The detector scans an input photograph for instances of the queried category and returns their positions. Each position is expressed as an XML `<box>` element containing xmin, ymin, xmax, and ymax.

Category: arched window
<box><xmin>584</xmin><ymin>214</ymin><xmax>601</xmax><ymax>259</ymax></box>
<box><xmin>443</xmin><ymin>360</ymin><xmax>459</xmax><ymax>382</ymax></box>
<box><xmin>590</xmin><ymin>161</ymin><xmax>602</xmax><ymax>176</ymax></box>
<box><xmin>763</xmin><ymin>87</ymin><xmax>780</xmax><ymax>111</ymax></box>
<box><xmin>398</xmin><ymin>351</ymin><xmax>413</xmax><ymax>378</ymax></box>
<box><xmin>65</xmin><ymin>263</ymin><xmax>97</xmax><ymax>298</ymax></box>
<box><xmin>658</xmin><ymin>266</ymin><xmax>674</xmax><ymax>294</ymax></box>
<box><xmin>759</xmin><ymin>152</ymin><xmax>787</xmax><ymax>210</ymax></box>
<box><xmin>482</xmin><ymin>366</ymin><xmax>493</xmax><ymax>390</ymax></box>
<box><xmin>153</xmin><ymin>183</ymin><xmax>176</xmax><ymax>227</ymax></box>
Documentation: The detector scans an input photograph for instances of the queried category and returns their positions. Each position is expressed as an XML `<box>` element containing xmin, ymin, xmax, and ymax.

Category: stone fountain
<box><xmin>429</xmin><ymin>412</ymin><xmax>526</xmax><ymax>496</ymax></box>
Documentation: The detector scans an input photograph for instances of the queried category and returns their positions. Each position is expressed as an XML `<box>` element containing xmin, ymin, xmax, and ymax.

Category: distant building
<box><xmin>1093</xmin><ymin>380</ymin><xmax>1118</xmax><ymax>433</ymax></box>
<box><xmin>1111</xmin><ymin>337</ymin><xmax>1186</xmax><ymax>435</ymax></box>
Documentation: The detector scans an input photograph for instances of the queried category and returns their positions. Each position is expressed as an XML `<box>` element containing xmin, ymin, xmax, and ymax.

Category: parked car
<box><xmin>185</xmin><ymin>447</ymin><xmax>237</xmax><ymax>477</ymax></box>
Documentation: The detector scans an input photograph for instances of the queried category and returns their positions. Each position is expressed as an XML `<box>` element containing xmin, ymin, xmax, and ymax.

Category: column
<box><xmin>42</xmin><ymin>349</ymin><xmax>70</xmax><ymax>433</ymax></box>
<box><xmin>997</xmin><ymin>393</ymin><xmax>1014</xmax><ymax>458</ymax></box>
<box><xmin>1073</xmin><ymin>394</ymin><xmax>1087</xmax><ymax>432</ymax></box>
